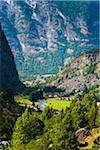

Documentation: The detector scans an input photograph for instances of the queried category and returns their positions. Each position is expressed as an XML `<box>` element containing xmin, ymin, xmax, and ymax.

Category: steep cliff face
<box><xmin>50</xmin><ymin>49</ymin><xmax>100</xmax><ymax>95</ymax></box>
<box><xmin>0</xmin><ymin>24</ymin><xmax>25</xmax><ymax>95</ymax></box>
<box><xmin>0</xmin><ymin>1</ymin><xmax>99</xmax><ymax>80</ymax></box>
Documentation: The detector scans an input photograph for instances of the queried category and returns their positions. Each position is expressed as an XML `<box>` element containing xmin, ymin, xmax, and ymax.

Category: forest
<box><xmin>0</xmin><ymin>91</ymin><xmax>100</xmax><ymax>150</ymax></box>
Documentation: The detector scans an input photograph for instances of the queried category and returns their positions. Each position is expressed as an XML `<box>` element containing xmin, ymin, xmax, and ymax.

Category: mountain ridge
<box><xmin>50</xmin><ymin>49</ymin><xmax>100</xmax><ymax>95</ymax></box>
<box><xmin>0</xmin><ymin>1</ymin><xmax>99</xmax><ymax>80</ymax></box>
<box><xmin>0</xmin><ymin>23</ymin><xmax>25</xmax><ymax>95</ymax></box>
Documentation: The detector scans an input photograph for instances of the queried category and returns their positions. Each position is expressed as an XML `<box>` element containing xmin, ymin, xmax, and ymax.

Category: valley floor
<box><xmin>15</xmin><ymin>95</ymin><xmax>71</xmax><ymax>111</ymax></box>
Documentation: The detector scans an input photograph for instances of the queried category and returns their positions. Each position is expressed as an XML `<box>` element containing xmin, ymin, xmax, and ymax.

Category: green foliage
<box><xmin>95</xmin><ymin>107</ymin><xmax>100</xmax><ymax>127</ymax></box>
<box><xmin>11</xmin><ymin>109</ymin><xmax>44</xmax><ymax>150</ymax></box>
<box><xmin>90</xmin><ymin>85</ymin><xmax>100</xmax><ymax>100</ymax></box>
<box><xmin>92</xmin><ymin>143</ymin><xmax>100</xmax><ymax>150</ymax></box>
<box><xmin>45</xmin><ymin>98</ymin><xmax>71</xmax><ymax>111</ymax></box>
<box><xmin>9</xmin><ymin>92</ymin><xmax>98</xmax><ymax>150</ymax></box>
<box><xmin>29</xmin><ymin>90</ymin><xmax>44</xmax><ymax>102</ymax></box>
<box><xmin>40</xmin><ymin>106</ymin><xmax>54</xmax><ymax>122</ymax></box>
<box><xmin>27</xmin><ymin>106</ymin><xmax>78</xmax><ymax>150</ymax></box>
<box><xmin>0</xmin><ymin>91</ymin><xmax>15</xmax><ymax>141</ymax></box>
<box><xmin>81</xmin><ymin>93</ymin><xmax>96</xmax><ymax>128</ymax></box>
<box><xmin>15</xmin><ymin>95</ymin><xmax>32</xmax><ymax>107</ymax></box>
<box><xmin>15</xmin><ymin>95</ymin><xmax>40</xmax><ymax>108</ymax></box>
<box><xmin>70</xmin><ymin>93</ymin><xmax>97</xmax><ymax>130</ymax></box>
<box><xmin>58</xmin><ymin>110</ymin><xmax>78</xmax><ymax>150</ymax></box>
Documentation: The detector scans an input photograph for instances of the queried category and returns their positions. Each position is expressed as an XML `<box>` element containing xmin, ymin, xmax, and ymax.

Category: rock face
<box><xmin>0</xmin><ymin>24</ymin><xmax>25</xmax><ymax>95</ymax></box>
<box><xmin>0</xmin><ymin>1</ymin><xmax>99</xmax><ymax>80</ymax></box>
<box><xmin>51</xmin><ymin>49</ymin><xmax>100</xmax><ymax>95</ymax></box>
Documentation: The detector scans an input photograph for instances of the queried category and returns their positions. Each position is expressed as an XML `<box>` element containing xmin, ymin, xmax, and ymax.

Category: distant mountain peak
<box><xmin>0</xmin><ymin>1</ymin><xmax>99</xmax><ymax>80</ymax></box>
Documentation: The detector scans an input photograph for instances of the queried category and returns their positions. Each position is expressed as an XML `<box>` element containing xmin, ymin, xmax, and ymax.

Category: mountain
<box><xmin>0</xmin><ymin>1</ymin><xmax>99</xmax><ymax>80</ymax></box>
<box><xmin>0</xmin><ymin>23</ymin><xmax>25</xmax><ymax>95</ymax></box>
<box><xmin>50</xmin><ymin>49</ymin><xmax>100</xmax><ymax>95</ymax></box>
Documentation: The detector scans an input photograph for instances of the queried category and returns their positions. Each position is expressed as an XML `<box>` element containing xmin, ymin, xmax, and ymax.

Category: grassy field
<box><xmin>45</xmin><ymin>98</ymin><xmax>71</xmax><ymax>111</ymax></box>
<box><xmin>15</xmin><ymin>95</ymin><xmax>40</xmax><ymax>107</ymax></box>
<box><xmin>15</xmin><ymin>95</ymin><xmax>32</xmax><ymax>107</ymax></box>
<box><xmin>15</xmin><ymin>96</ymin><xmax>71</xmax><ymax>111</ymax></box>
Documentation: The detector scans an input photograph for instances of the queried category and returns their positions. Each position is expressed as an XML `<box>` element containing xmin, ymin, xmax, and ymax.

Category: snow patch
<box><xmin>67</xmin><ymin>48</ymin><xmax>74</xmax><ymax>54</ymax></box>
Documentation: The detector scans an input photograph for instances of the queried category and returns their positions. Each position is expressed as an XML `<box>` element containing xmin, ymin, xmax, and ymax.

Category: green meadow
<box><xmin>15</xmin><ymin>96</ymin><xmax>71</xmax><ymax>111</ymax></box>
<box><xmin>15</xmin><ymin>95</ymin><xmax>40</xmax><ymax>107</ymax></box>
<box><xmin>45</xmin><ymin>98</ymin><xmax>71</xmax><ymax>111</ymax></box>
<box><xmin>15</xmin><ymin>95</ymin><xmax>32</xmax><ymax>107</ymax></box>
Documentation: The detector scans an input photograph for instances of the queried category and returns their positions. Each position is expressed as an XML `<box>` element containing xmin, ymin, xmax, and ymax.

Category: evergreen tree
<box><xmin>95</xmin><ymin>107</ymin><xmax>100</xmax><ymax>127</ymax></box>
<box><xmin>81</xmin><ymin>93</ymin><xmax>97</xmax><ymax>128</ymax></box>
<box><xmin>12</xmin><ymin>109</ymin><xmax>44</xmax><ymax>150</ymax></box>
<box><xmin>70</xmin><ymin>93</ymin><xmax>97</xmax><ymax>130</ymax></box>
<box><xmin>9</xmin><ymin>92</ymin><xmax>98</xmax><ymax>150</ymax></box>
<box><xmin>0</xmin><ymin>91</ymin><xmax>6</xmax><ymax>112</ymax></box>
<box><xmin>0</xmin><ymin>91</ymin><xmax>14</xmax><ymax>140</ymax></box>
<box><xmin>40</xmin><ymin>106</ymin><xmax>54</xmax><ymax>123</ymax></box>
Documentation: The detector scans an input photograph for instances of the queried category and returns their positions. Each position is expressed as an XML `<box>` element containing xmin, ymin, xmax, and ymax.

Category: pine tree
<box><xmin>95</xmin><ymin>107</ymin><xmax>100</xmax><ymax>127</ymax></box>
<box><xmin>12</xmin><ymin>108</ymin><xmax>44</xmax><ymax>150</ymax></box>
<box><xmin>40</xmin><ymin>106</ymin><xmax>54</xmax><ymax>122</ymax></box>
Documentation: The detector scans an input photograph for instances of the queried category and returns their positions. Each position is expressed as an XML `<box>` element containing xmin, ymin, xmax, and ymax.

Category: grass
<box><xmin>45</xmin><ymin>97</ymin><xmax>71</xmax><ymax>111</ymax></box>
<box><xmin>15</xmin><ymin>96</ymin><xmax>71</xmax><ymax>111</ymax></box>
<box><xmin>15</xmin><ymin>95</ymin><xmax>40</xmax><ymax>107</ymax></box>
<box><xmin>15</xmin><ymin>95</ymin><xmax>32</xmax><ymax>107</ymax></box>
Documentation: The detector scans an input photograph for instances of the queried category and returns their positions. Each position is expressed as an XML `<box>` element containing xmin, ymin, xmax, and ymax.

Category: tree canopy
<box><xmin>9</xmin><ymin>92</ymin><xmax>99</xmax><ymax>150</ymax></box>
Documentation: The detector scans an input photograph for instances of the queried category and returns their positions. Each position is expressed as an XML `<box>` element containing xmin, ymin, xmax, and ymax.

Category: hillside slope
<box><xmin>51</xmin><ymin>49</ymin><xmax>100</xmax><ymax>95</ymax></box>
<box><xmin>0</xmin><ymin>24</ymin><xmax>25</xmax><ymax>95</ymax></box>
